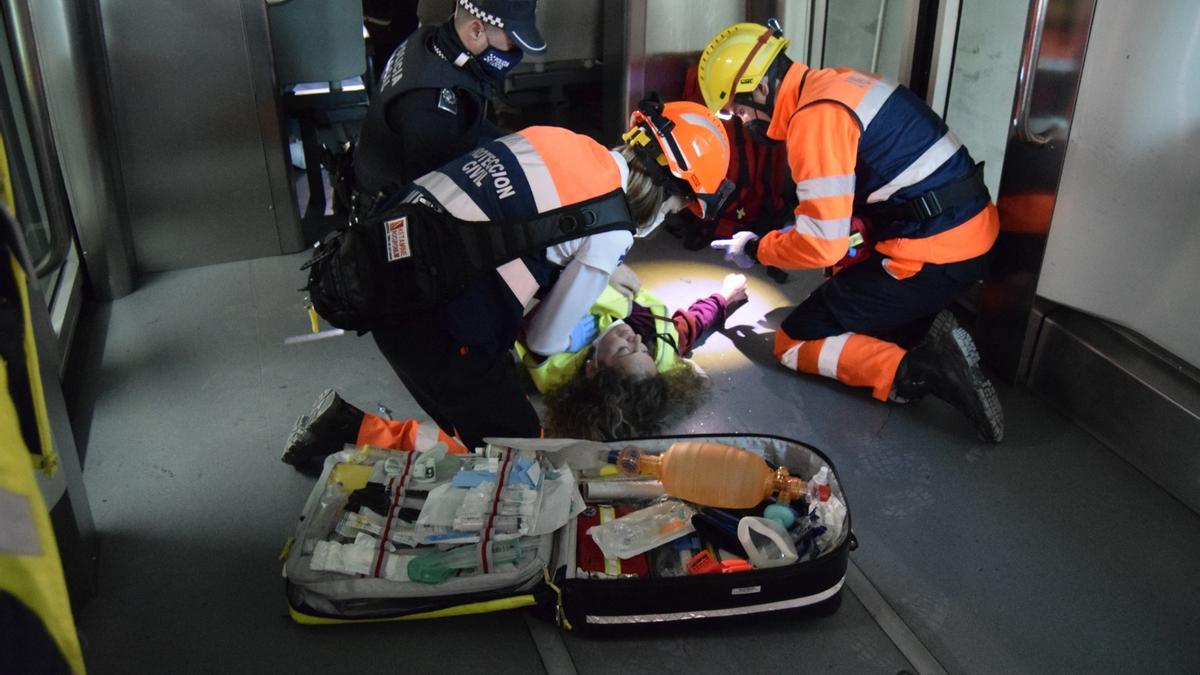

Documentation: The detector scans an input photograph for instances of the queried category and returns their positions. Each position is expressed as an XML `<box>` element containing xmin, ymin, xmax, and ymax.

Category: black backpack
<box><xmin>302</xmin><ymin>189</ymin><xmax>636</xmax><ymax>332</ymax></box>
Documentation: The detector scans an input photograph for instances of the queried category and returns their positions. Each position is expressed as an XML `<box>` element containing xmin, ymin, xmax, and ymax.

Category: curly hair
<box><xmin>542</xmin><ymin>361</ymin><xmax>711</xmax><ymax>441</ymax></box>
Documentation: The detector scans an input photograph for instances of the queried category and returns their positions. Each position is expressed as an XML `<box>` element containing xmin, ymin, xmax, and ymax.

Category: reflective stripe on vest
<box><xmin>416</xmin><ymin>127</ymin><xmax>620</xmax><ymax>224</ymax></box>
<box><xmin>794</xmin><ymin>174</ymin><xmax>856</xmax><ymax>200</ymax></box>
<box><xmin>789</xmin><ymin>66</ymin><xmax>981</xmax><ymax>238</ymax></box>
<box><xmin>498</xmin><ymin>133</ymin><xmax>563</xmax><ymax>213</ymax></box>
<box><xmin>793</xmin><ymin>68</ymin><xmax>899</xmax><ymax>130</ymax></box>
<box><xmin>793</xmin><ymin>69</ymin><xmax>961</xmax><ymax>205</ymax></box>
<box><xmin>866</xmin><ymin>131</ymin><xmax>963</xmax><ymax>205</ymax></box>
<box><xmin>412</xmin><ymin>128</ymin><xmax>623</xmax><ymax>306</ymax></box>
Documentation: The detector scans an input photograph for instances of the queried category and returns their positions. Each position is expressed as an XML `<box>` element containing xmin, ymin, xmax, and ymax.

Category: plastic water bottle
<box><xmin>611</xmin><ymin>442</ymin><xmax>807</xmax><ymax>509</ymax></box>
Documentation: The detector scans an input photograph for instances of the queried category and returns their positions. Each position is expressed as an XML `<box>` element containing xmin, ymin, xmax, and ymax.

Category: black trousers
<box><xmin>780</xmin><ymin>252</ymin><xmax>989</xmax><ymax>348</ymax></box>
<box><xmin>371</xmin><ymin>316</ymin><xmax>541</xmax><ymax>451</ymax></box>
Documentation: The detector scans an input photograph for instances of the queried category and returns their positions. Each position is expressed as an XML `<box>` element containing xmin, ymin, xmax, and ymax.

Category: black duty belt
<box><xmin>865</xmin><ymin>162</ymin><xmax>989</xmax><ymax>225</ymax></box>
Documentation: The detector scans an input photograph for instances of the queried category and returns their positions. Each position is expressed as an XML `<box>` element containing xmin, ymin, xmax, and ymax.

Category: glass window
<box><xmin>0</xmin><ymin>27</ymin><xmax>54</xmax><ymax>274</ymax></box>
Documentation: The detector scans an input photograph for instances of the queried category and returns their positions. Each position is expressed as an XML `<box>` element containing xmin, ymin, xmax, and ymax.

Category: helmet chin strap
<box><xmin>735</xmin><ymin>72</ymin><xmax>779</xmax><ymax>117</ymax></box>
<box><xmin>763</xmin><ymin>73</ymin><xmax>780</xmax><ymax>112</ymax></box>
<box><xmin>737</xmin><ymin>97</ymin><xmax>774</xmax><ymax>115</ymax></box>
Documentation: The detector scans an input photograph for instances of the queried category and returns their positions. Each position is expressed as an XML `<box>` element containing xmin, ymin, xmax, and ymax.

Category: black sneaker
<box><xmin>894</xmin><ymin>327</ymin><xmax>1004</xmax><ymax>442</ymax></box>
<box><xmin>280</xmin><ymin>389</ymin><xmax>365</xmax><ymax>466</ymax></box>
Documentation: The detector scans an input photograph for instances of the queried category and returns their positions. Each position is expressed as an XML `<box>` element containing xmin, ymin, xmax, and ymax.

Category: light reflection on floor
<box><xmin>625</xmin><ymin>259</ymin><xmax>802</xmax><ymax>376</ymax></box>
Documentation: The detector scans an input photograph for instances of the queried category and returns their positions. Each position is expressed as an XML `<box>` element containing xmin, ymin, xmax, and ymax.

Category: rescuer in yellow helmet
<box><xmin>697</xmin><ymin>21</ymin><xmax>1004</xmax><ymax>442</ymax></box>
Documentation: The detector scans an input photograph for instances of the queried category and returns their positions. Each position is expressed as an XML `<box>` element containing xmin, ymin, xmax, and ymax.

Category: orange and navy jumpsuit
<box><xmin>368</xmin><ymin>126</ymin><xmax>632</xmax><ymax>449</ymax></box>
<box><xmin>751</xmin><ymin>64</ymin><xmax>999</xmax><ymax>400</ymax></box>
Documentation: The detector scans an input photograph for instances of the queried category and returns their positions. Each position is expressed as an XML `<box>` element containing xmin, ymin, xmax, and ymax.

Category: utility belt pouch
<box><xmin>301</xmin><ymin>222</ymin><xmax>385</xmax><ymax>333</ymax></box>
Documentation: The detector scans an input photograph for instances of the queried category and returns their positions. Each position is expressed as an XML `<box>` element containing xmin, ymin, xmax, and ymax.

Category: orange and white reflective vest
<box><xmin>411</xmin><ymin>126</ymin><xmax>624</xmax><ymax>224</ymax></box>
<box><xmin>758</xmin><ymin>64</ymin><xmax>999</xmax><ymax>279</ymax></box>
<box><xmin>405</xmin><ymin>126</ymin><xmax>633</xmax><ymax>354</ymax></box>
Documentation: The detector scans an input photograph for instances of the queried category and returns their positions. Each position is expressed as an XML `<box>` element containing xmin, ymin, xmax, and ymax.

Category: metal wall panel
<box><xmin>612</xmin><ymin>0</ymin><xmax>745</xmax><ymax>136</ymax></box>
<box><xmin>1029</xmin><ymin>309</ymin><xmax>1200</xmax><ymax>515</ymax></box>
<box><xmin>823</xmin><ymin>0</ymin><xmax>918</xmax><ymax>83</ymax></box>
<box><xmin>1036</xmin><ymin>0</ymin><xmax>1200</xmax><ymax>369</ymax></box>
<box><xmin>244</xmin><ymin>0</ymin><xmax>302</xmax><ymax>254</ymax></box>
<box><xmin>24</xmin><ymin>0</ymin><xmax>134</xmax><ymax>300</ymax></box>
<box><xmin>773</xmin><ymin>1</ymin><xmax>812</xmax><ymax>65</ymax></box>
<box><xmin>641</xmin><ymin>0</ymin><xmax>743</xmax><ymax>108</ymax></box>
<box><xmin>601</xmin><ymin>0</ymin><xmax>636</xmax><ymax>141</ymax></box>
<box><xmin>975</xmin><ymin>0</ymin><xmax>1095</xmax><ymax>380</ymax></box>
<box><xmin>645</xmin><ymin>0</ymin><xmax>743</xmax><ymax>56</ymax></box>
<box><xmin>527</xmin><ymin>0</ymin><xmax>603</xmax><ymax>64</ymax></box>
<box><xmin>99</xmin><ymin>0</ymin><xmax>290</xmax><ymax>271</ymax></box>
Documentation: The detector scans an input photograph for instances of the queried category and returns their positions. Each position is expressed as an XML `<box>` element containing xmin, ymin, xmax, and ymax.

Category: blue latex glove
<box><xmin>710</xmin><ymin>231</ymin><xmax>759</xmax><ymax>269</ymax></box>
<box><xmin>565</xmin><ymin>314</ymin><xmax>600</xmax><ymax>353</ymax></box>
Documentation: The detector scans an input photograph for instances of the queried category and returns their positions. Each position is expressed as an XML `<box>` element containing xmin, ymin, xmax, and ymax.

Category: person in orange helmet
<box><xmin>700</xmin><ymin>22</ymin><xmax>1003</xmax><ymax>442</ymax></box>
<box><xmin>283</xmin><ymin>99</ymin><xmax>733</xmax><ymax>465</ymax></box>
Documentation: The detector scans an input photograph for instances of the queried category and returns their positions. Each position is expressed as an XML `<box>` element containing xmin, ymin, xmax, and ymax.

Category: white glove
<box><xmin>710</xmin><ymin>231</ymin><xmax>759</xmax><ymax>269</ymax></box>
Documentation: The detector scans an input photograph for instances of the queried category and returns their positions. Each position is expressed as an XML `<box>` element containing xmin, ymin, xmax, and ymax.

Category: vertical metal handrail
<box><xmin>809</xmin><ymin>0</ymin><xmax>829</xmax><ymax>68</ymax></box>
<box><xmin>1014</xmin><ymin>0</ymin><xmax>1052</xmax><ymax>145</ymax></box>
<box><xmin>870</xmin><ymin>0</ymin><xmax>888</xmax><ymax>72</ymax></box>
<box><xmin>1</xmin><ymin>0</ymin><xmax>73</xmax><ymax>276</ymax></box>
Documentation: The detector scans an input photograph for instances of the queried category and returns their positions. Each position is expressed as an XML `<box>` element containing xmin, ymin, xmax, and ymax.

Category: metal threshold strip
<box><xmin>845</xmin><ymin>560</ymin><xmax>948</xmax><ymax>675</ymax></box>
<box><xmin>523</xmin><ymin>611</ymin><xmax>579</xmax><ymax>675</ymax></box>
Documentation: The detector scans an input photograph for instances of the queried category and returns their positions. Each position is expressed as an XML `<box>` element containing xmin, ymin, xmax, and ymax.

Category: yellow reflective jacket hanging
<box><xmin>1</xmin><ymin>237</ymin><xmax>86</xmax><ymax>674</ymax></box>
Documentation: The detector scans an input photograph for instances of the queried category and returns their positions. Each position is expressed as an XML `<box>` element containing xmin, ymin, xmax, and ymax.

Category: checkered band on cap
<box><xmin>458</xmin><ymin>0</ymin><xmax>504</xmax><ymax>28</ymax></box>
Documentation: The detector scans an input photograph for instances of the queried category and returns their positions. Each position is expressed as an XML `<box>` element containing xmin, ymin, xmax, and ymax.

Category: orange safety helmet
<box><xmin>623</xmin><ymin>97</ymin><xmax>734</xmax><ymax>220</ymax></box>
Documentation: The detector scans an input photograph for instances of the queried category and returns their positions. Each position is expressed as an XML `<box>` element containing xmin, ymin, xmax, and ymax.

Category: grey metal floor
<box><xmin>71</xmin><ymin>234</ymin><xmax>1200</xmax><ymax>674</ymax></box>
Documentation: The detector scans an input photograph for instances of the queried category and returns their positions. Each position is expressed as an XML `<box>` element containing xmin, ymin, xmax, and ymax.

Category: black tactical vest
<box><xmin>354</xmin><ymin>26</ymin><xmax>489</xmax><ymax>195</ymax></box>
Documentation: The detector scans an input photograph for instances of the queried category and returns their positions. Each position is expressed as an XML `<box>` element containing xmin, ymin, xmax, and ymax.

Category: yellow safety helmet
<box><xmin>697</xmin><ymin>22</ymin><xmax>789</xmax><ymax>114</ymax></box>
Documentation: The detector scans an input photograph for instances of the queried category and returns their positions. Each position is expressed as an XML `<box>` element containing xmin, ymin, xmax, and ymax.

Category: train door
<box><xmin>1</xmin><ymin>0</ymin><xmax>98</xmax><ymax>603</ymax></box>
<box><xmin>799</xmin><ymin>0</ymin><xmax>1088</xmax><ymax>374</ymax></box>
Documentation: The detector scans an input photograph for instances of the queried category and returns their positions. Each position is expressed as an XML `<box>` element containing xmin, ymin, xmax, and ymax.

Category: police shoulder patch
<box><xmin>437</xmin><ymin>88</ymin><xmax>458</xmax><ymax>114</ymax></box>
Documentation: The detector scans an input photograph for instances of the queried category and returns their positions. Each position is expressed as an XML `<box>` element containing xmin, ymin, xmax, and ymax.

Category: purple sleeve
<box><xmin>672</xmin><ymin>294</ymin><xmax>729</xmax><ymax>355</ymax></box>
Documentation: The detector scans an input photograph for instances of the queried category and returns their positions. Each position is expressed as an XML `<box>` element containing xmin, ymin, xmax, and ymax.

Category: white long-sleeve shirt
<box><xmin>523</xmin><ymin>150</ymin><xmax>634</xmax><ymax>356</ymax></box>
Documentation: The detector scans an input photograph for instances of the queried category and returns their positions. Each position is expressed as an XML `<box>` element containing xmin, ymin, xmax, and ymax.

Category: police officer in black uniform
<box><xmin>353</xmin><ymin>0</ymin><xmax>545</xmax><ymax>200</ymax></box>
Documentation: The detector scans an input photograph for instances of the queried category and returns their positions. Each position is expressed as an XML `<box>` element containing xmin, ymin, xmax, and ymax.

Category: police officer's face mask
<box><xmin>477</xmin><ymin>31</ymin><xmax>524</xmax><ymax>80</ymax></box>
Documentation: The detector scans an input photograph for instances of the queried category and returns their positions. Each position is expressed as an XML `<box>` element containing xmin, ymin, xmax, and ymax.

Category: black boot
<box><xmin>916</xmin><ymin>309</ymin><xmax>960</xmax><ymax>350</ymax></box>
<box><xmin>281</xmin><ymin>389</ymin><xmax>366</xmax><ymax>466</ymax></box>
<box><xmin>892</xmin><ymin>327</ymin><xmax>1005</xmax><ymax>442</ymax></box>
